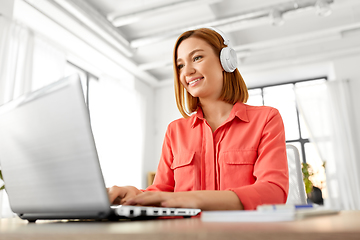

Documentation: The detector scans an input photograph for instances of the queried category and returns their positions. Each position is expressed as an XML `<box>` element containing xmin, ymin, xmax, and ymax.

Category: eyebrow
<box><xmin>177</xmin><ymin>49</ymin><xmax>204</xmax><ymax>63</ymax></box>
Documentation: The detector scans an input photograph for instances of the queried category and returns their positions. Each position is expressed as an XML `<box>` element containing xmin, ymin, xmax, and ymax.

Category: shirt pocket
<box><xmin>219</xmin><ymin>150</ymin><xmax>257</xmax><ymax>189</ymax></box>
<box><xmin>170</xmin><ymin>150</ymin><xmax>195</xmax><ymax>191</ymax></box>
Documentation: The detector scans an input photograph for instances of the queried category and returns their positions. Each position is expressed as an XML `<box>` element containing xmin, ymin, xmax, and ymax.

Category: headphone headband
<box><xmin>206</xmin><ymin>27</ymin><xmax>230</xmax><ymax>46</ymax></box>
<box><xmin>205</xmin><ymin>27</ymin><xmax>237</xmax><ymax>72</ymax></box>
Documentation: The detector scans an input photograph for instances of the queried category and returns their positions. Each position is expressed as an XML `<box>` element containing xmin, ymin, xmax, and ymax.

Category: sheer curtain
<box><xmin>0</xmin><ymin>16</ymin><xmax>34</xmax><ymax>105</ymax></box>
<box><xmin>0</xmin><ymin>16</ymin><xmax>66</xmax><ymax>218</ymax></box>
<box><xmin>0</xmin><ymin>17</ymin><xmax>66</xmax><ymax>103</ymax></box>
<box><xmin>295</xmin><ymin>80</ymin><xmax>360</xmax><ymax>210</ymax></box>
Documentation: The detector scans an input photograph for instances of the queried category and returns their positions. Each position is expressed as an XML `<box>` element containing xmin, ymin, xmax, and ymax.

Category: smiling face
<box><xmin>176</xmin><ymin>37</ymin><xmax>224</xmax><ymax>102</ymax></box>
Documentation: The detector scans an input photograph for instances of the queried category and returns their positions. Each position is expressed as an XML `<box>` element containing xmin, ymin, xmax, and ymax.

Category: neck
<box><xmin>200</xmin><ymin>99</ymin><xmax>233</xmax><ymax>131</ymax></box>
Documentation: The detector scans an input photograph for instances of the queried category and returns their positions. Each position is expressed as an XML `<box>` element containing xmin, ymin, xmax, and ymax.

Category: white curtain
<box><xmin>295</xmin><ymin>80</ymin><xmax>360</xmax><ymax>210</ymax></box>
<box><xmin>0</xmin><ymin>17</ymin><xmax>34</xmax><ymax>105</ymax></box>
<box><xmin>0</xmin><ymin>16</ymin><xmax>66</xmax><ymax>217</ymax></box>
<box><xmin>0</xmin><ymin>16</ymin><xmax>66</xmax><ymax>103</ymax></box>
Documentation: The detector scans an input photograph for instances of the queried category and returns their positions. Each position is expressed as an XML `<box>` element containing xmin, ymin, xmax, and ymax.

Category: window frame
<box><xmin>248</xmin><ymin>77</ymin><xmax>328</xmax><ymax>163</ymax></box>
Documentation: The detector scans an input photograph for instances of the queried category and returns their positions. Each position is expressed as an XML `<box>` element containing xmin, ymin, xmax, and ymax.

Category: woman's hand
<box><xmin>125</xmin><ymin>190</ymin><xmax>244</xmax><ymax>210</ymax></box>
<box><xmin>107</xmin><ymin>185</ymin><xmax>142</xmax><ymax>205</ymax></box>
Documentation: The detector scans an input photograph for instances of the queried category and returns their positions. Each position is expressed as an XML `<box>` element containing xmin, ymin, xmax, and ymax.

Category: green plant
<box><xmin>0</xmin><ymin>169</ymin><xmax>4</xmax><ymax>191</ymax></box>
<box><xmin>301</xmin><ymin>162</ymin><xmax>314</xmax><ymax>194</ymax></box>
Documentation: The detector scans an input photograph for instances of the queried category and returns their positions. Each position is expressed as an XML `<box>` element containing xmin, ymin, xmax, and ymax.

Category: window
<box><xmin>248</xmin><ymin>78</ymin><xmax>327</xmax><ymax>197</ymax></box>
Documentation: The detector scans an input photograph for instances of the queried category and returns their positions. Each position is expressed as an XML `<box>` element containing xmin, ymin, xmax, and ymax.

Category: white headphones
<box><xmin>206</xmin><ymin>27</ymin><xmax>238</xmax><ymax>73</ymax></box>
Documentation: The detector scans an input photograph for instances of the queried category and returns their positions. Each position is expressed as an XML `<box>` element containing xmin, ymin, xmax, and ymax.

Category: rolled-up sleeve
<box><xmin>146</xmin><ymin>125</ymin><xmax>175</xmax><ymax>192</ymax></box>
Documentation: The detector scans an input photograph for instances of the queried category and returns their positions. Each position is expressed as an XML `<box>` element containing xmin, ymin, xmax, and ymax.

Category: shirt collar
<box><xmin>191</xmin><ymin>107</ymin><xmax>204</xmax><ymax>128</ymax></box>
<box><xmin>191</xmin><ymin>102</ymin><xmax>249</xmax><ymax>128</ymax></box>
<box><xmin>229</xmin><ymin>102</ymin><xmax>249</xmax><ymax>123</ymax></box>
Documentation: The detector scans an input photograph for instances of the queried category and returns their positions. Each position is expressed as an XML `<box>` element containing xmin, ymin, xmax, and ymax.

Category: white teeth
<box><xmin>189</xmin><ymin>78</ymin><xmax>201</xmax><ymax>85</ymax></box>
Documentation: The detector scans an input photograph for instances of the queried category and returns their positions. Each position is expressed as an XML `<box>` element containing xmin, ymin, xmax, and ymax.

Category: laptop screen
<box><xmin>0</xmin><ymin>75</ymin><xmax>111</xmax><ymax>217</ymax></box>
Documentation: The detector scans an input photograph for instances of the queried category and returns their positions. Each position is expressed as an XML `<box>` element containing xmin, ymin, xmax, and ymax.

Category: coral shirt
<box><xmin>146</xmin><ymin>102</ymin><xmax>289</xmax><ymax>210</ymax></box>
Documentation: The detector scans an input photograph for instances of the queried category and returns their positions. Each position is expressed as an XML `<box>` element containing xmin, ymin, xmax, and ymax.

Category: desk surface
<box><xmin>0</xmin><ymin>211</ymin><xmax>359</xmax><ymax>240</ymax></box>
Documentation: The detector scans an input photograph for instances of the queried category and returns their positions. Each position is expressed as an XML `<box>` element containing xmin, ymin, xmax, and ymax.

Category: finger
<box><xmin>120</xmin><ymin>195</ymin><xmax>136</xmax><ymax>205</ymax></box>
<box><xmin>108</xmin><ymin>186</ymin><xmax>127</xmax><ymax>204</ymax></box>
<box><xmin>126</xmin><ymin>192</ymin><xmax>167</xmax><ymax>206</ymax></box>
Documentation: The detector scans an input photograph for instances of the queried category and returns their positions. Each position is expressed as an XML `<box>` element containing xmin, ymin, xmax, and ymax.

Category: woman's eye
<box><xmin>193</xmin><ymin>56</ymin><xmax>202</xmax><ymax>61</ymax></box>
<box><xmin>177</xmin><ymin>64</ymin><xmax>184</xmax><ymax>70</ymax></box>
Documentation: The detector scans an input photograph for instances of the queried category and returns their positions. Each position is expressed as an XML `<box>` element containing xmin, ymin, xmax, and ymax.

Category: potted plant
<box><xmin>302</xmin><ymin>162</ymin><xmax>313</xmax><ymax>195</ymax></box>
<box><xmin>0</xmin><ymin>169</ymin><xmax>4</xmax><ymax>191</ymax></box>
<box><xmin>302</xmin><ymin>162</ymin><xmax>325</xmax><ymax>205</ymax></box>
<box><xmin>0</xmin><ymin>169</ymin><xmax>4</xmax><ymax>218</ymax></box>
<box><xmin>0</xmin><ymin>170</ymin><xmax>4</xmax><ymax>191</ymax></box>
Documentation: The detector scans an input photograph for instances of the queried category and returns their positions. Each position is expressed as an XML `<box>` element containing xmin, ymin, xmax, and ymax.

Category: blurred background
<box><xmin>1</xmin><ymin>0</ymin><xmax>360</xmax><ymax>213</ymax></box>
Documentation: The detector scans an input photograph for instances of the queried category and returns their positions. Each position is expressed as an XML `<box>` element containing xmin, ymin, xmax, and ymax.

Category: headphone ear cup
<box><xmin>220</xmin><ymin>47</ymin><xmax>238</xmax><ymax>72</ymax></box>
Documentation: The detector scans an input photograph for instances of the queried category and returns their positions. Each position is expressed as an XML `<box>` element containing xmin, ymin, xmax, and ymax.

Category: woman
<box><xmin>108</xmin><ymin>28</ymin><xmax>289</xmax><ymax>210</ymax></box>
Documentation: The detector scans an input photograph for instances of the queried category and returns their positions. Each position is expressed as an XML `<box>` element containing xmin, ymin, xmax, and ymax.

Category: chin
<box><xmin>187</xmin><ymin>91</ymin><xmax>199</xmax><ymax>98</ymax></box>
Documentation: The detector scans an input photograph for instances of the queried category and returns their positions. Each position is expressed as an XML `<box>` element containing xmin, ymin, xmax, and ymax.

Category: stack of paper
<box><xmin>201</xmin><ymin>205</ymin><xmax>338</xmax><ymax>222</ymax></box>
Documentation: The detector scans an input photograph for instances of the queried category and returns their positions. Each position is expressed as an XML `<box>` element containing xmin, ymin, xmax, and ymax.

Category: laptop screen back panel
<box><xmin>0</xmin><ymin>75</ymin><xmax>111</xmax><ymax>219</ymax></box>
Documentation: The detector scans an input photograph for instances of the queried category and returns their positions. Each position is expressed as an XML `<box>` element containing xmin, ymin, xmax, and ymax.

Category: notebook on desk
<box><xmin>201</xmin><ymin>204</ymin><xmax>339</xmax><ymax>222</ymax></box>
<box><xmin>0</xmin><ymin>74</ymin><xmax>201</xmax><ymax>222</ymax></box>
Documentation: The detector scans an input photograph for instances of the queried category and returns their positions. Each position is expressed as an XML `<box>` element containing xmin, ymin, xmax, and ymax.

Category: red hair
<box><xmin>173</xmin><ymin>28</ymin><xmax>248</xmax><ymax>118</ymax></box>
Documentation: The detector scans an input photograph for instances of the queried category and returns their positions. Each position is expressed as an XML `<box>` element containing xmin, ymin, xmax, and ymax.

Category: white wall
<box><xmin>0</xmin><ymin>0</ymin><xmax>14</xmax><ymax>47</ymax></box>
<box><xmin>0</xmin><ymin>0</ymin><xmax>14</xmax><ymax>18</ymax></box>
<box><xmin>134</xmin><ymin>79</ymin><xmax>157</xmax><ymax>188</ymax></box>
<box><xmin>241</xmin><ymin>61</ymin><xmax>334</xmax><ymax>88</ymax></box>
<box><xmin>150</xmin><ymin>84</ymin><xmax>182</xmax><ymax>174</ymax></box>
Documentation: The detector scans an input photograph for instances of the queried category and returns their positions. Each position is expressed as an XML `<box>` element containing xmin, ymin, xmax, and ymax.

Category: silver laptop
<box><xmin>0</xmin><ymin>74</ymin><xmax>201</xmax><ymax>222</ymax></box>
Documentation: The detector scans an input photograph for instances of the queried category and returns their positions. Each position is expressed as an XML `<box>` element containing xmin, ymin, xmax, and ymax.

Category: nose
<box><xmin>183</xmin><ymin>63</ymin><xmax>195</xmax><ymax>77</ymax></box>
